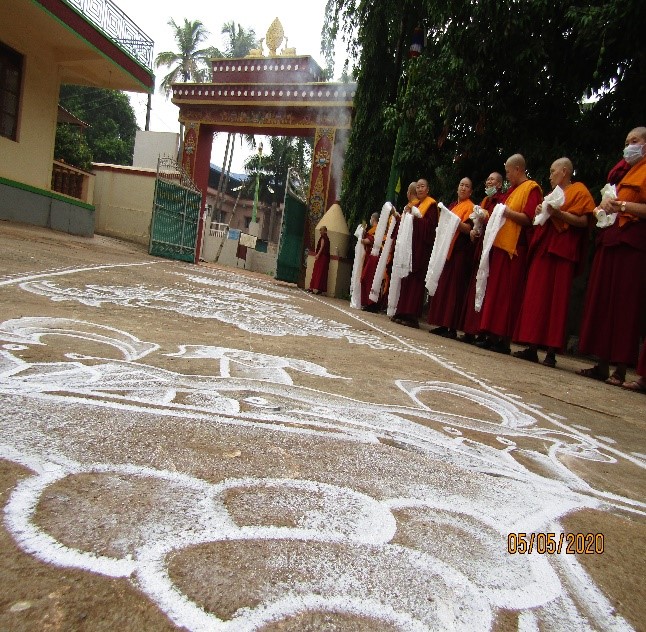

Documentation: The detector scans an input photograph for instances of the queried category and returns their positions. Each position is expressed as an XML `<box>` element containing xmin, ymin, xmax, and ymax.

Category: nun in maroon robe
<box><xmin>392</xmin><ymin>179</ymin><xmax>438</xmax><ymax>326</ymax></box>
<box><xmin>512</xmin><ymin>159</ymin><xmax>595</xmax><ymax>367</ymax></box>
<box><xmin>427</xmin><ymin>178</ymin><xmax>475</xmax><ymax>337</ymax></box>
<box><xmin>459</xmin><ymin>173</ymin><xmax>506</xmax><ymax>341</ymax></box>
<box><xmin>309</xmin><ymin>226</ymin><xmax>331</xmax><ymax>294</ymax></box>
<box><xmin>577</xmin><ymin>127</ymin><xmax>646</xmax><ymax>385</ymax></box>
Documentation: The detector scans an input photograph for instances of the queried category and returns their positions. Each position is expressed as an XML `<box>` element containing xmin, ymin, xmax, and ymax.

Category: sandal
<box><xmin>605</xmin><ymin>373</ymin><xmax>625</xmax><ymax>387</ymax></box>
<box><xmin>491</xmin><ymin>340</ymin><xmax>511</xmax><ymax>355</ymax></box>
<box><xmin>512</xmin><ymin>347</ymin><xmax>539</xmax><ymax>362</ymax></box>
<box><xmin>577</xmin><ymin>365</ymin><xmax>609</xmax><ymax>381</ymax></box>
<box><xmin>403</xmin><ymin>318</ymin><xmax>420</xmax><ymax>329</ymax></box>
<box><xmin>542</xmin><ymin>354</ymin><xmax>557</xmax><ymax>368</ymax></box>
<box><xmin>622</xmin><ymin>379</ymin><xmax>646</xmax><ymax>393</ymax></box>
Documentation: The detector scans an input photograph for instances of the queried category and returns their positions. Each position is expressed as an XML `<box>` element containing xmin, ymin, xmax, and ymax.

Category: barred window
<box><xmin>0</xmin><ymin>42</ymin><xmax>23</xmax><ymax>141</ymax></box>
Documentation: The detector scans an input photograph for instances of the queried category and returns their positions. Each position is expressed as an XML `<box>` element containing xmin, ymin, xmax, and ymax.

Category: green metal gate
<box><xmin>276</xmin><ymin>168</ymin><xmax>307</xmax><ymax>283</ymax></box>
<box><xmin>149</xmin><ymin>157</ymin><xmax>202</xmax><ymax>263</ymax></box>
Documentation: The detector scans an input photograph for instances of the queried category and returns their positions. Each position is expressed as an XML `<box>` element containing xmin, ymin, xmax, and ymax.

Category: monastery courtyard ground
<box><xmin>0</xmin><ymin>220</ymin><xmax>644</xmax><ymax>632</ymax></box>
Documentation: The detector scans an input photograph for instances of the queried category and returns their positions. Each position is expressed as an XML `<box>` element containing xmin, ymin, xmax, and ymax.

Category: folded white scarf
<box><xmin>475</xmin><ymin>203</ymin><xmax>507</xmax><ymax>312</ymax></box>
<box><xmin>425</xmin><ymin>203</ymin><xmax>460</xmax><ymax>296</ymax></box>
<box><xmin>349</xmin><ymin>223</ymin><xmax>366</xmax><ymax>309</ymax></box>
<box><xmin>387</xmin><ymin>211</ymin><xmax>416</xmax><ymax>316</ymax></box>
<box><xmin>371</xmin><ymin>202</ymin><xmax>393</xmax><ymax>256</ymax></box>
<box><xmin>594</xmin><ymin>183</ymin><xmax>617</xmax><ymax>228</ymax></box>
<box><xmin>369</xmin><ymin>217</ymin><xmax>396</xmax><ymax>303</ymax></box>
<box><xmin>534</xmin><ymin>185</ymin><xmax>564</xmax><ymax>226</ymax></box>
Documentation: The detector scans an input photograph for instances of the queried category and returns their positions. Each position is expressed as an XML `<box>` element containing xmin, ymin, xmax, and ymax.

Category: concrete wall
<box><xmin>213</xmin><ymin>233</ymin><xmax>278</xmax><ymax>276</ymax></box>
<box><xmin>133</xmin><ymin>131</ymin><xmax>179</xmax><ymax>169</ymax></box>
<box><xmin>0</xmin><ymin>35</ymin><xmax>59</xmax><ymax>192</ymax></box>
<box><xmin>92</xmin><ymin>165</ymin><xmax>156</xmax><ymax>245</ymax></box>
<box><xmin>0</xmin><ymin>179</ymin><xmax>94</xmax><ymax>237</ymax></box>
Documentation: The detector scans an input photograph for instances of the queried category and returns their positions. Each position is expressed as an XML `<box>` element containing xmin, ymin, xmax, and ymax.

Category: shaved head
<box><xmin>549</xmin><ymin>157</ymin><xmax>573</xmax><ymax>189</ymax></box>
<box><xmin>629</xmin><ymin>127</ymin><xmax>646</xmax><ymax>142</ymax></box>
<box><xmin>552</xmin><ymin>157</ymin><xmax>573</xmax><ymax>177</ymax></box>
<box><xmin>505</xmin><ymin>154</ymin><xmax>527</xmax><ymax>187</ymax></box>
<box><xmin>506</xmin><ymin>154</ymin><xmax>526</xmax><ymax>171</ymax></box>
<box><xmin>487</xmin><ymin>172</ymin><xmax>503</xmax><ymax>187</ymax></box>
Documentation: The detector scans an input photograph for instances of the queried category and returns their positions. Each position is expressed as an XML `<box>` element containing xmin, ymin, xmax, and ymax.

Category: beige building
<box><xmin>0</xmin><ymin>0</ymin><xmax>154</xmax><ymax>236</ymax></box>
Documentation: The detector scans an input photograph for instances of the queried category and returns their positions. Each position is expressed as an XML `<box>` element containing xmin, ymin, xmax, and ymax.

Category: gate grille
<box><xmin>149</xmin><ymin>157</ymin><xmax>202</xmax><ymax>262</ymax></box>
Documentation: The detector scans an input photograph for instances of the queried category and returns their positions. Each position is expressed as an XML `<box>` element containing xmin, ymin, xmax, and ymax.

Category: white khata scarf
<box><xmin>425</xmin><ymin>202</ymin><xmax>460</xmax><ymax>296</ymax></box>
<box><xmin>475</xmin><ymin>203</ymin><xmax>506</xmax><ymax>312</ymax></box>
<box><xmin>534</xmin><ymin>185</ymin><xmax>564</xmax><ymax>226</ymax></box>
<box><xmin>387</xmin><ymin>209</ymin><xmax>417</xmax><ymax>317</ymax></box>
<box><xmin>349</xmin><ymin>223</ymin><xmax>366</xmax><ymax>309</ymax></box>
<box><xmin>371</xmin><ymin>202</ymin><xmax>393</xmax><ymax>256</ymax></box>
<box><xmin>369</xmin><ymin>217</ymin><xmax>396</xmax><ymax>303</ymax></box>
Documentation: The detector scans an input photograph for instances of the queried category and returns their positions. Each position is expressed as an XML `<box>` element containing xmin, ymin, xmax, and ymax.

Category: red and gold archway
<box><xmin>171</xmin><ymin>30</ymin><xmax>355</xmax><ymax>263</ymax></box>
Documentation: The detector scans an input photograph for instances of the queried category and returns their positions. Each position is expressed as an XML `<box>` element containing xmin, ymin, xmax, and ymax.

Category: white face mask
<box><xmin>623</xmin><ymin>143</ymin><xmax>645</xmax><ymax>165</ymax></box>
<box><xmin>485</xmin><ymin>186</ymin><xmax>497</xmax><ymax>197</ymax></box>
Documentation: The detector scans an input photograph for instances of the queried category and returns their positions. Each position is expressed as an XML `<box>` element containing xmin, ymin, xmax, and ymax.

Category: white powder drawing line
<box><xmin>312</xmin><ymin>294</ymin><xmax>646</xmax><ymax>470</ymax></box>
<box><xmin>0</xmin><ymin>261</ymin><xmax>157</xmax><ymax>287</ymax></box>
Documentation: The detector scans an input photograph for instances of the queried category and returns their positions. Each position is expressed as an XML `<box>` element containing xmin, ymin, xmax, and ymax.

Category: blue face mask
<box><xmin>623</xmin><ymin>143</ymin><xmax>644</xmax><ymax>165</ymax></box>
<box><xmin>485</xmin><ymin>186</ymin><xmax>497</xmax><ymax>197</ymax></box>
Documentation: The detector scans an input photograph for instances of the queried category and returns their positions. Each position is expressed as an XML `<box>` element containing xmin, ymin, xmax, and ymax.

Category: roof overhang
<box><xmin>3</xmin><ymin>0</ymin><xmax>154</xmax><ymax>92</ymax></box>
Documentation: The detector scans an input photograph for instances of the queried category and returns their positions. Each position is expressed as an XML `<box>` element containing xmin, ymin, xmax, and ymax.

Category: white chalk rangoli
<box><xmin>0</xmin><ymin>314</ymin><xmax>641</xmax><ymax>630</ymax></box>
<box><xmin>18</xmin><ymin>268</ymin><xmax>407</xmax><ymax>352</ymax></box>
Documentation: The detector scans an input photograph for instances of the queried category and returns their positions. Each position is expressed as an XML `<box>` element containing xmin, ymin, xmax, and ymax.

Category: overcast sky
<box><xmin>118</xmin><ymin>0</ymin><xmax>346</xmax><ymax>174</ymax></box>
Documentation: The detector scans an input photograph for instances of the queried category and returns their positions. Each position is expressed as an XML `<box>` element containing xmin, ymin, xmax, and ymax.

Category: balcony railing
<box><xmin>209</xmin><ymin>222</ymin><xmax>229</xmax><ymax>238</ymax></box>
<box><xmin>64</xmin><ymin>0</ymin><xmax>154</xmax><ymax>71</ymax></box>
<box><xmin>52</xmin><ymin>160</ymin><xmax>95</xmax><ymax>204</ymax></box>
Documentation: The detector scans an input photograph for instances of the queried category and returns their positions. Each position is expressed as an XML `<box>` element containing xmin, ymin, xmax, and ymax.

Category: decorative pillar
<box><xmin>307</xmin><ymin>127</ymin><xmax>336</xmax><ymax>250</ymax></box>
<box><xmin>179</xmin><ymin>121</ymin><xmax>214</xmax><ymax>263</ymax></box>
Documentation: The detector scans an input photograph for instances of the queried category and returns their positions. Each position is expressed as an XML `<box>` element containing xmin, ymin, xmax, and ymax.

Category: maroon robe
<box><xmin>395</xmin><ymin>202</ymin><xmax>439</xmax><ymax>319</ymax></box>
<box><xmin>637</xmin><ymin>341</ymin><xmax>646</xmax><ymax>378</ymax></box>
<box><xmin>459</xmin><ymin>192</ymin><xmax>506</xmax><ymax>334</ymax></box>
<box><xmin>360</xmin><ymin>228</ymin><xmax>378</xmax><ymax>307</ymax></box>
<box><xmin>578</xmin><ymin>157</ymin><xmax>646</xmax><ymax>366</ymax></box>
<box><xmin>427</xmin><ymin>201</ymin><xmax>474</xmax><ymax>330</ymax></box>
<box><xmin>309</xmin><ymin>233</ymin><xmax>331</xmax><ymax>292</ymax></box>
<box><xmin>514</xmin><ymin>182</ymin><xmax>595</xmax><ymax>350</ymax></box>
<box><xmin>478</xmin><ymin>184</ymin><xmax>543</xmax><ymax>338</ymax></box>
<box><xmin>360</xmin><ymin>255</ymin><xmax>379</xmax><ymax>306</ymax></box>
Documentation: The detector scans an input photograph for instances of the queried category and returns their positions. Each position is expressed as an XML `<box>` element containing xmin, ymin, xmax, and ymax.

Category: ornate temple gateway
<box><xmin>171</xmin><ymin>19</ymin><xmax>356</xmax><ymax>260</ymax></box>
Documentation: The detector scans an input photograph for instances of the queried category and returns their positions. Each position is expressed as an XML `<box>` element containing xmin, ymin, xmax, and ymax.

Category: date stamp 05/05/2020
<box><xmin>507</xmin><ymin>533</ymin><xmax>604</xmax><ymax>555</ymax></box>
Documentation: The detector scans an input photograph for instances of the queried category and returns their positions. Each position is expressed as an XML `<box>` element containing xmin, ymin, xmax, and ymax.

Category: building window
<box><xmin>244</xmin><ymin>217</ymin><xmax>252</xmax><ymax>228</ymax></box>
<box><xmin>0</xmin><ymin>42</ymin><xmax>23</xmax><ymax>141</ymax></box>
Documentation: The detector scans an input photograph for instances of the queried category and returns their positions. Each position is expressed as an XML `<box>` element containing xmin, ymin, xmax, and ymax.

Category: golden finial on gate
<box><xmin>265</xmin><ymin>18</ymin><xmax>285</xmax><ymax>56</ymax></box>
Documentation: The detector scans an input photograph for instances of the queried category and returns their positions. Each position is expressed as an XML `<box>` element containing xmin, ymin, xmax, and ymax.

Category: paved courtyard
<box><xmin>0</xmin><ymin>220</ymin><xmax>644</xmax><ymax>631</ymax></box>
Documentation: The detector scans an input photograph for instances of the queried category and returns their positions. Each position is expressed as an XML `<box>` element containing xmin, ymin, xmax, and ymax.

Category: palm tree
<box><xmin>243</xmin><ymin>137</ymin><xmax>312</xmax><ymax>204</ymax></box>
<box><xmin>242</xmin><ymin>136</ymin><xmax>312</xmax><ymax>241</ymax></box>
<box><xmin>155</xmin><ymin>18</ymin><xmax>214</xmax><ymax>94</ymax></box>
<box><xmin>220</xmin><ymin>21</ymin><xmax>257</xmax><ymax>58</ymax></box>
<box><xmin>212</xmin><ymin>22</ymin><xmax>257</xmax><ymax>214</ymax></box>
<box><xmin>155</xmin><ymin>18</ymin><xmax>216</xmax><ymax>161</ymax></box>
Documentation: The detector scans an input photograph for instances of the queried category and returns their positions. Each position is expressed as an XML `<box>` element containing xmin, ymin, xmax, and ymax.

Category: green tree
<box><xmin>155</xmin><ymin>18</ymin><xmax>214</xmax><ymax>93</ymax></box>
<box><xmin>323</xmin><ymin>0</ymin><xmax>644</xmax><ymax>227</ymax></box>
<box><xmin>323</xmin><ymin>0</ymin><xmax>409</xmax><ymax>228</ymax></box>
<box><xmin>55</xmin><ymin>86</ymin><xmax>138</xmax><ymax>168</ymax></box>
<box><xmin>243</xmin><ymin>137</ymin><xmax>312</xmax><ymax>206</ymax></box>
<box><xmin>211</xmin><ymin>22</ymin><xmax>258</xmax><ymax>211</ymax></box>
<box><xmin>218</xmin><ymin>21</ymin><xmax>258</xmax><ymax>59</ymax></box>
<box><xmin>54</xmin><ymin>124</ymin><xmax>93</xmax><ymax>171</ymax></box>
